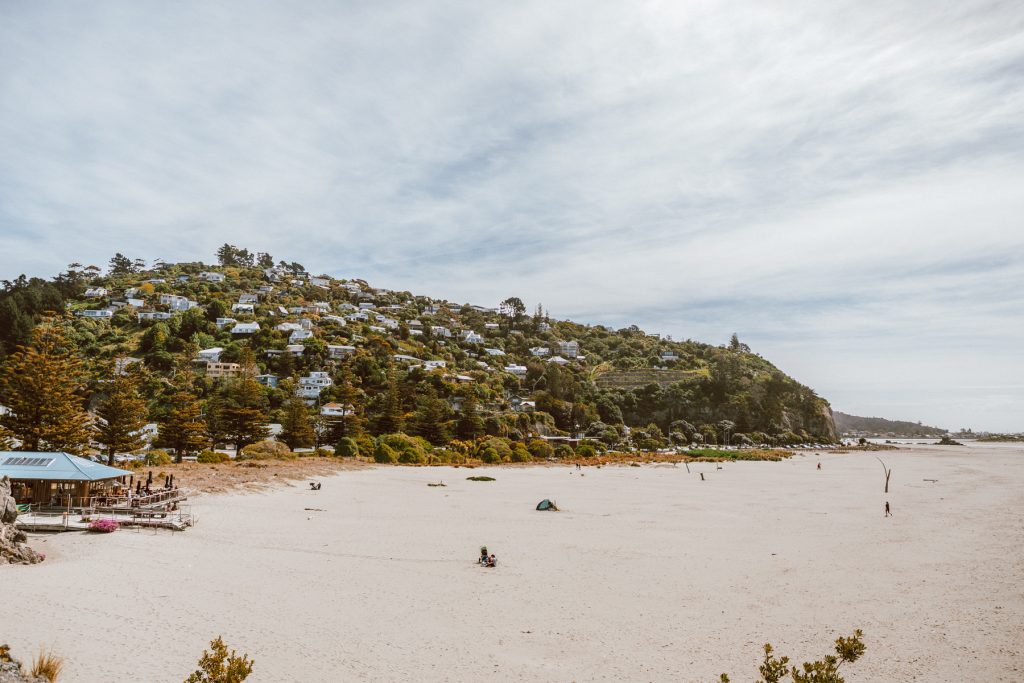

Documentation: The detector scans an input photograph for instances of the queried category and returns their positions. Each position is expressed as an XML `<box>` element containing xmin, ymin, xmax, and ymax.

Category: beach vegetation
<box><xmin>184</xmin><ymin>635</ymin><xmax>254</xmax><ymax>683</ymax></box>
<box><xmin>335</xmin><ymin>436</ymin><xmax>359</xmax><ymax>457</ymax></box>
<box><xmin>719</xmin><ymin>629</ymin><xmax>865</xmax><ymax>683</ymax></box>
<box><xmin>197</xmin><ymin>450</ymin><xmax>230</xmax><ymax>464</ymax></box>
<box><xmin>145</xmin><ymin>449</ymin><xmax>173</xmax><ymax>465</ymax></box>
<box><xmin>30</xmin><ymin>648</ymin><xmax>64</xmax><ymax>682</ymax></box>
<box><xmin>239</xmin><ymin>439</ymin><xmax>292</xmax><ymax>460</ymax></box>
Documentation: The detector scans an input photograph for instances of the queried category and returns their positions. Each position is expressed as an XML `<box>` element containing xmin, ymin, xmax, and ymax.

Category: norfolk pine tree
<box><xmin>279</xmin><ymin>382</ymin><xmax>315</xmax><ymax>450</ymax></box>
<box><xmin>95</xmin><ymin>365</ymin><xmax>149</xmax><ymax>464</ymax></box>
<box><xmin>159</xmin><ymin>385</ymin><xmax>210</xmax><ymax>462</ymax></box>
<box><xmin>0</xmin><ymin>321</ymin><xmax>92</xmax><ymax>453</ymax></box>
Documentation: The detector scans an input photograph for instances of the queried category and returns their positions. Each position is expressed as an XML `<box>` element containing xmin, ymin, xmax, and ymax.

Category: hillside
<box><xmin>0</xmin><ymin>247</ymin><xmax>837</xmax><ymax>456</ymax></box>
<box><xmin>833</xmin><ymin>412</ymin><xmax>946</xmax><ymax>438</ymax></box>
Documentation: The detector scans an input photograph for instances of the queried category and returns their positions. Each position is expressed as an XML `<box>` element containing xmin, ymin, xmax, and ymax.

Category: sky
<box><xmin>1</xmin><ymin>1</ymin><xmax>1022</xmax><ymax>431</ymax></box>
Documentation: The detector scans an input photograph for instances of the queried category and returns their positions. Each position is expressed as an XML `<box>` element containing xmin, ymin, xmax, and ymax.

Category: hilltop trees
<box><xmin>278</xmin><ymin>385</ymin><xmax>315</xmax><ymax>451</ymax></box>
<box><xmin>0</xmin><ymin>322</ymin><xmax>92</xmax><ymax>453</ymax></box>
<box><xmin>95</xmin><ymin>367</ymin><xmax>149</xmax><ymax>464</ymax></box>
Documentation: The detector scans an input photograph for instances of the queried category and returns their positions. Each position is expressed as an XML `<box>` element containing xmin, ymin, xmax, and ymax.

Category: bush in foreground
<box><xmin>197</xmin><ymin>450</ymin><xmax>230</xmax><ymax>464</ymax></box>
<box><xmin>184</xmin><ymin>636</ymin><xmax>254</xmax><ymax>683</ymax></box>
<box><xmin>720</xmin><ymin>629</ymin><xmax>865</xmax><ymax>683</ymax></box>
<box><xmin>30</xmin><ymin>649</ymin><xmax>64</xmax><ymax>682</ymax></box>
<box><xmin>238</xmin><ymin>440</ymin><xmax>292</xmax><ymax>460</ymax></box>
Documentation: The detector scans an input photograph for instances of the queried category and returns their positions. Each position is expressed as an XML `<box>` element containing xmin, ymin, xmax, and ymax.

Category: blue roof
<box><xmin>0</xmin><ymin>452</ymin><xmax>132</xmax><ymax>482</ymax></box>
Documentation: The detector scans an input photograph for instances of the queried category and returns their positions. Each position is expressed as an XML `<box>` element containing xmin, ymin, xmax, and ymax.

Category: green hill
<box><xmin>833</xmin><ymin>412</ymin><xmax>945</xmax><ymax>438</ymax></box>
<box><xmin>0</xmin><ymin>247</ymin><xmax>837</xmax><ymax>454</ymax></box>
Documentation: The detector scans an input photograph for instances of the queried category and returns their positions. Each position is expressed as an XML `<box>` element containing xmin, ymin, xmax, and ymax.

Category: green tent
<box><xmin>536</xmin><ymin>499</ymin><xmax>557</xmax><ymax>511</ymax></box>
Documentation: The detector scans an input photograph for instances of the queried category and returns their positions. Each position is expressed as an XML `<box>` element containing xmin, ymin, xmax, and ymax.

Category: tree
<box><xmin>95</xmin><ymin>368</ymin><xmax>149</xmax><ymax>464</ymax></box>
<box><xmin>256</xmin><ymin>252</ymin><xmax>274</xmax><ymax>269</ymax></box>
<box><xmin>185</xmin><ymin>636</ymin><xmax>254</xmax><ymax>683</ymax></box>
<box><xmin>108</xmin><ymin>252</ymin><xmax>134</xmax><ymax>276</ymax></box>
<box><xmin>720</xmin><ymin>629</ymin><xmax>865</xmax><ymax>683</ymax></box>
<box><xmin>411</xmin><ymin>391</ymin><xmax>451</xmax><ymax>446</ymax></box>
<box><xmin>455</xmin><ymin>393</ymin><xmax>485</xmax><ymax>441</ymax></box>
<box><xmin>499</xmin><ymin>297</ymin><xmax>526</xmax><ymax>330</ymax></box>
<box><xmin>221</xmin><ymin>374</ymin><xmax>268</xmax><ymax>458</ymax></box>
<box><xmin>216</xmin><ymin>244</ymin><xmax>239</xmax><ymax>267</ymax></box>
<box><xmin>279</xmin><ymin>389</ymin><xmax>315</xmax><ymax>451</ymax></box>
<box><xmin>730</xmin><ymin>332</ymin><xmax>741</xmax><ymax>352</ymax></box>
<box><xmin>373</xmin><ymin>377</ymin><xmax>404</xmax><ymax>435</ymax></box>
<box><xmin>159</xmin><ymin>387</ymin><xmax>210</xmax><ymax>462</ymax></box>
<box><xmin>0</xmin><ymin>322</ymin><xmax>92</xmax><ymax>453</ymax></box>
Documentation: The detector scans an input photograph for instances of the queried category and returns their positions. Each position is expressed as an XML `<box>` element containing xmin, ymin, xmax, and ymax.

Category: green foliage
<box><xmin>527</xmin><ymin>439</ymin><xmax>554</xmax><ymax>459</ymax></box>
<box><xmin>373</xmin><ymin>440</ymin><xmax>398</xmax><ymax>463</ymax></box>
<box><xmin>721</xmin><ymin>629</ymin><xmax>865</xmax><ymax>683</ymax></box>
<box><xmin>197</xmin><ymin>450</ymin><xmax>230</xmax><ymax>464</ymax></box>
<box><xmin>335</xmin><ymin>436</ymin><xmax>359</xmax><ymax>457</ymax></box>
<box><xmin>184</xmin><ymin>635</ymin><xmax>254</xmax><ymax>683</ymax></box>
<box><xmin>239</xmin><ymin>439</ymin><xmax>292</xmax><ymax>460</ymax></box>
<box><xmin>554</xmin><ymin>444</ymin><xmax>574</xmax><ymax>459</ymax></box>
<box><xmin>466</xmin><ymin>475</ymin><xmax>495</xmax><ymax>481</ymax></box>
<box><xmin>377</xmin><ymin>433</ymin><xmax>431</xmax><ymax>464</ymax></box>
<box><xmin>145</xmin><ymin>449</ymin><xmax>172</xmax><ymax>466</ymax></box>
<box><xmin>576</xmin><ymin>442</ymin><xmax>597</xmax><ymax>457</ymax></box>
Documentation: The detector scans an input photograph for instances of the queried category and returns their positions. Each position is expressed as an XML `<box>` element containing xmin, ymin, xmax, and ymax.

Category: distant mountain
<box><xmin>833</xmin><ymin>412</ymin><xmax>946</xmax><ymax>437</ymax></box>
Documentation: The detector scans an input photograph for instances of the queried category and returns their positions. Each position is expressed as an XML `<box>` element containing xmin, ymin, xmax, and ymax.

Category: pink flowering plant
<box><xmin>88</xmin><ymin>518</ymin><xmax>120</xmax><ymax>533</ymax></box>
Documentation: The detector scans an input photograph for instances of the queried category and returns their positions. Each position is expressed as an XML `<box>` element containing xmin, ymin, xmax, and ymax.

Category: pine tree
<box><xmin>222</xmin><ymin>370</ymin><xmax>270</xmax><ymax>456</ymax></box>
<box><xmin>95</xmin><ymin>367</ymin><xmax>149</xmax><ymax>464</ymax></box>
<box><xmin>374</xmin><ymin>378</ymin><xmax>404</xmax><ymax>435</ymax></box>
<box><xmin>412</xmin><ymin>392</ymin><xmax>451</xmax><ymax>446</ymax></box>
<box><xmin>279</xmin><ymin>389</ymin><xmax>315</xmax><ymax>451</ymax></box>
<box><xmin>159</xmin><ymin>387</ymin><xmax>209</xmax><ymax>462</ymax></box>
<box><xmin>456</xmin><ymin>393</ymin><xmax>485</xmax><ymax>441</ymax></box>
<box><xmin>0</xmin><ymin>321</ymin><xmax>92</xmax><ymax>453</ymax></box>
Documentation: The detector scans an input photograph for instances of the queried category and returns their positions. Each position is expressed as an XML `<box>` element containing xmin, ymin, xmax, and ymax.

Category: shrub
<box><xmin>145</xmin><ymin>449</ymin><xmax>172</xmax><ymax>466</ymax></box>
<box><xmin>30</xmin><ymin>649</ymin><xmax>64</xmax><ymax>682</ymax></box>
<box><xmin>527</xmin><ymin>439</ymin><xmax>554</xmax><ymax>459</ymax></box>
<box><xmin>576</xmin><ymin>443</ymin><xmax>597</xmax><ymax>457</ymax></box>
<box><xmin>374</xmin><ymin>441</ymin><xmax>398</xmax><ymax>463</ymax></box>
<box><xmin>554</xmin><ymin>444</ymin><xmax>574</xmax><ymax>459</ymax></box>
<box><xmin>88</xmin><ymin>518</ymin><xmax>119</xmax><ymax>533</ymax></box>
<box><xmin>335</xmin><ymin>437</ymin><xmax>359</xmax><ymax>457</ymax></box>
<box><xmin>377</xmin><ymin>433</ymin><xmax>431</xmax><ymax>464</ymax></box>
<box><xmin>475</xmin><ymin>436</ymin><xmax>512</xmax><ymax>463</ymax></box>
<box><xmin>509</xmin><ymin>443</ymin><xmax>533</xmax><ymax>462</ymax></box>
<box><xmin>197</xmin><ymin>450</ymin><xmax>230</xmax><ymax>464</ymax></box>
<box><xmin>478</xmin><ymin>447</ymin><xmax>500</xmax><ymax>464</ymax></box>
<box><xmin>239</xmin><ymin>440</ymin><xmax>292</xmax><ymax>460</ymax></box>
<box><xmin>185</xmin><ymin>636</ymin><xmax>254</xmax><ymax>683</ymax></box>
<box><xmin>466</xmin><ymin>476</ymin><xmax>495</xmax><ymax>481</ymax></box>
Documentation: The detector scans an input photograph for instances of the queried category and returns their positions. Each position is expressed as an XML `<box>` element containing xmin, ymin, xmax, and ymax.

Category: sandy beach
<box><xmin>5</xmin><ymin>443</ymin><xmax>1023</xmax><ymax>682</ymax></box>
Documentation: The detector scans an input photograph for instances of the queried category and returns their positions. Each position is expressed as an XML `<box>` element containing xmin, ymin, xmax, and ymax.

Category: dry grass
<box><xmin>157</xmin><ymin>457</ymin><xmax>371</xmax><ymax>495</ymax></box>
<box><xmin>31</xmin><ymin>649</ymin><xmax>64</xmax><ymax>682</ymax></box>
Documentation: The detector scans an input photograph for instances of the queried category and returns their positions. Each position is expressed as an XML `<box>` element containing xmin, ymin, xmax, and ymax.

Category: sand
<box><xmin>5</xmin><ymin>444</ymin><xmax>1023</xmax><ymax>682</ymax></box>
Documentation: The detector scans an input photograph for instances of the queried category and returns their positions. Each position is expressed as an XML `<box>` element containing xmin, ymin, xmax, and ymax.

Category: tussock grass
<box><xmin>31</xmin><ymin>649</ymin><xmax>64</xmax><ymax>682</ymax></box>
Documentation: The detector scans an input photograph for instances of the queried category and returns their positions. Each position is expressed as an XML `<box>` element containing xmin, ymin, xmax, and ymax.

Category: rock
<box><xmin>0</xmin><ymin>645</ymin><xmax>49</xmax><ymax>683</ymax></box>
<box><xmin>0</xmin><ymin>477</ymin><xmax>43</xmax><ymax>565</ymax></box>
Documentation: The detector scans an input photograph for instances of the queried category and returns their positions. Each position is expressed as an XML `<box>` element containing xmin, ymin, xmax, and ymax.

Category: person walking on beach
<box><xmin>885</xmin><ymin>501</ymin><xmax>892</xmax><ymax>517</ymax></box>
<box><xmin>816</xmin><ymin>462</ymin><xmax>821</xmax><ymax>470</ymax></box>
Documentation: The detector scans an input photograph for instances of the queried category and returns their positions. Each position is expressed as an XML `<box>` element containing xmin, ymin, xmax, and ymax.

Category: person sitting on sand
<box><xmin>479</xmin><ymin>546</ymin><xmax>489</xmax><ymax>564</ymax></box>
<box><xmin>486</xmin><ymin>554</ymin><xmax>497</xmax><ymax>567</ymax></box>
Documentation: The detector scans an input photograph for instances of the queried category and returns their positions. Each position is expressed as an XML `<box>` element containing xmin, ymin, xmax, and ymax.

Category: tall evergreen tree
<box><xmin>374</xmin><ymin>377</ymin><xmax>404</xmax><ymax>435</ymax></box>
<box><xmin>455</xmin><ymin>393</ymin><xmax>485</xmax><ymax>441</ymax></box>
<box><xmin>95</xmin><ymin>366</ymin><xmax>149</xmax><ymax>464</ymax></box>
<box><xmin>221</xmin><ymin>353</ymin><xmax>269</xmax><ymax>455</ymax></box>
<box><xmin>279</xmin><ymin>386</ymin><xmax>315</xmax><ymax>451</ymax></box>
<box><xmin>159</xmin><ymin>386</ymin><xmax>209</xmax><ymax>462</ymax></box>
<box><xmin>0</xmin><ymin>321</ymin><xmax>92</xmax><ymax>453</ymax></box>
<box><xmin>108</xmin><ymin>253</ymin><xmax>134</xmax><ymax>276</ymax></box>
<box><xmin>412</xmin><ymin>391</ymin><xmax>451</xmax><ymax>446</ymax></box>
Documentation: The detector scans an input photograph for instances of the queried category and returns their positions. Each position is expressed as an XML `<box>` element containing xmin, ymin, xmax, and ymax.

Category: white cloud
<box><xmin>0</xmin><ymin>0</ymin><xmax>1022</xmax><ymax>429</ymax></box>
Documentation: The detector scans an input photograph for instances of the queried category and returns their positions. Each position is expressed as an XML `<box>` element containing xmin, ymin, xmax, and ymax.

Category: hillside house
<box><xmin>548</xmin><ymin>355</ymin><xmax>570</xmax><ymax>365</ymax></box>
<box><xmin>431</xmin><ymin>326</ymin><xmax>452</xmax><ymax>338</ymax></box>
<box><xmin>124</xmin><ymin>287</ymin><xmax>139</xmax><ymax>298</ymax></box>
<box><xmin>556</xmin><ymin>341</ymin><xmax>580</xmax><ymax>358</ymax></box>
<box><xmin>327</xmin><ymin>345</ymin><xmax>356</xmax><ymax>359</ymax></box>
<box><xmin>660</xmin><ymin>351</ymin><xmax>680</xmax><ymax>362</ymax></box>
<box><xmin>231</xmin><ymin>322</ymin><xmax>260</xmax><ymax>335</ymax></box>
<box><xmin>393</xmin><ymin>354</ymin><xmax>421</xmax><ymax>364</ymax></box>
<box><xmin>137</xmin><ymin>311</ymin><xmax>173</xmax><ymax>321</ymax></box>
<box><xmin>205</xmin><ymin>362</ymin><xmax>241</xmax><ymax>379</ymax></box>
<box><xmin>484</xmin><ymin>348</ymin><xmax>505</xmax><ymax>356</ymax></box>
<box><xmin>358</xmin><ymin>302</ymin><xmax>375</xmax><ymax>310</ymax></box>
<box><xmin>231</xmin><ymin>303</ymin><xmax>255</xmax><ymax>315</ymax></box>
<box><xmin>238</xmin><ymin>293</ymin><xmax>259</xmax><ymax>304</ymax></box>
<box><xmin>407</xmin><ymin>319</ymin><xmax>423</xmax><ymax>330</ymax></box>
<box><xmin>321</xmin><ymin>315</ymin><xmax>347</xmax><ymax>326</ymax></box>
<box><xmin>276</xmin><ymin>322</ymin><xmax>303</xmax><ymax>332</ymax></box>
<box><xmin>309</xmin><ymin>277</ymin><xmax>330</xmax><ymax>288</ymax></box>
<box><xmin>298</xmin><ymin>371</ymin><xmax>332</xmax><ymax>398</ymax></box>
<box><xmin>256</xmin><ymin>374</ymin><xmax>279</xmax><ymax>388</ymax></box>
<box><xmin>285</xmin><ymin>344</ymin><xmax>306</xmax><ymax>355</ymax></box>
<box><xmin>84</xmin><ymin>287</ymin><xmax>108</xmax><ymax>298</ymax></box>
<box><xmin>160</xmin><ymin>294</ymin><xmax>198</xmax><ymax>311</ymax></box>
<box><xmin>484</xmin><ymin>322</ymin><xmax>500</xmax><ymax>330</ymax></box>
<box><xmin>423</xmin><ymin>360</ymin><xmax>447</xmax><ymax>371</ymax></box>
<box><xmin>125</xmin><ymin>298</ymin><xmax>145</xmax><ymax>308</ymax></box>
<box><xmin>215</xmin><ymin>317</ymin><xmax>237</xmax><ymax>328</ymax></box>
<box><xmin>504</xmin><ymin>364</ymin><xmax>527</xmax><ymax>377</ymax></box>
<box><xmin>320</xmin><ymin>402</ymin><xmax>354</xmax><ymax>417</ymax></box>
<box><xmin>530</xmin><ymin>346</ymin><xmax>550</xmax><ymax>357</ymax></box>
<box><xmin>461</xmin><ymin>331</ymin><xmax>484</xmax><ymax>344</ymax></box>
<box><xmin>77</xmin><ymin>309</ymin><xmax>113</xmax><ymax>319</ymax></box>
<box><xmin>289</xmin><ymin>329</ymin><xmax>313</xmax><ymax>344</ymax></box>
<box><xmin>197</xmin><ymin>347</ymin><xmax>224</xmax><ymax>363</ymax></box>
<box><xmin>200</xmin><ymin>271</ymin><xmax>225</xmax><ymax>282</ymax></box>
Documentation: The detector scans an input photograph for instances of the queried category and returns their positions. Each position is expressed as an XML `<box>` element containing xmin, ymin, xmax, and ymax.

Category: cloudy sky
<box><xmin>1</xmin><ymin>1</ymin><xmax>1022</xmax><ymax>430</ymax></box>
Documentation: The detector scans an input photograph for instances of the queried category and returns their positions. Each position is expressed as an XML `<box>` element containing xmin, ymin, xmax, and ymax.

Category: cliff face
<box><xmin>0</xmin><ymin>476</ymin><xmax>43</xmax><ymax>565</ymax></box>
